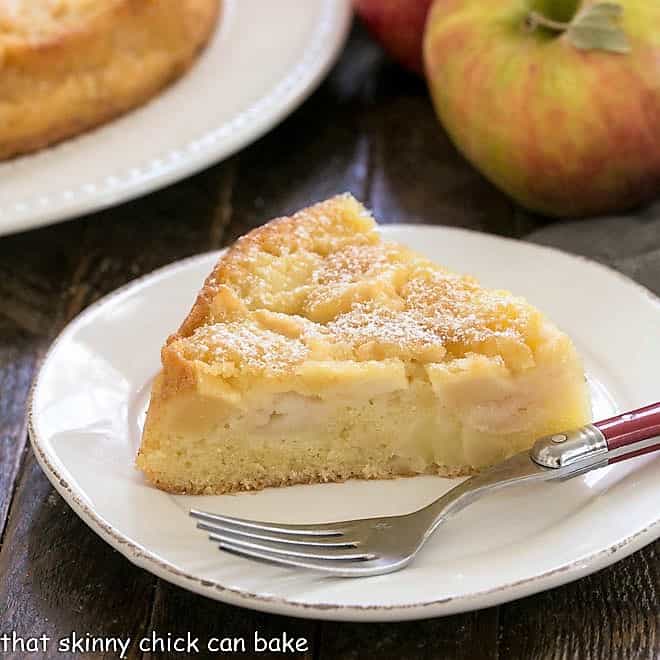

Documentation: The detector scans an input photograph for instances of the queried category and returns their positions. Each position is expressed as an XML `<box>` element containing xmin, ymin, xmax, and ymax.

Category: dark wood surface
<box><xmin>1</xmin><ymin>27</ymin><xmax>658</xmax><ymax>659</ymax></box>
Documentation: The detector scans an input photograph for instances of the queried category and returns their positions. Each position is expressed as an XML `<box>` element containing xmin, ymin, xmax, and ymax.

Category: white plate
<box><xmin>29</xmin><ymin>225</ymin><xmax>660</xmax><ymax>622</ymax></box>
<box><xmin>0</xmin><ymin>0</ymin><xmax>351</xmax><ymax>237</ymax></box>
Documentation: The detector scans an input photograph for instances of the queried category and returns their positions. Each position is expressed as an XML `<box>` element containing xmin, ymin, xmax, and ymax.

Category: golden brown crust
<box><xmin>137</xmin><ymin>462</ymin><xmax>478</xmax><ymax>495</ymax></box>
<box><xmin>174</xmin><ymin>194</ymin><xmax>378</xmax><ymax>339</ymax></box>
<box><xmin>162</xmin><ymin>193</ymin><xmax>545</xmax><ymax>400</ymax></box>
<box><xmin>0</xmin><ymin>0</ymin><xmax>220</xmax><ymax>160</ymax></box>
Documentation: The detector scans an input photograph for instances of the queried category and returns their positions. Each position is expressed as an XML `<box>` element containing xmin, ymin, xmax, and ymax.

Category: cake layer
<box><xmin>140</xmin><ymin>344</ymin><xmax>589</xmax><ymax>494</ymax></box>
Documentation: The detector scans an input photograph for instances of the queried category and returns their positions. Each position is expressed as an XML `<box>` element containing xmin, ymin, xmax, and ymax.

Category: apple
<box><xmin>355</xmin><ymin>0</ymin><xmax>433</xmax><ymax>75</ymax></box>
<box><xmin>424</xmin><ymin>0</ymin><xmax>660</xmax><ymax>217</ymax></box>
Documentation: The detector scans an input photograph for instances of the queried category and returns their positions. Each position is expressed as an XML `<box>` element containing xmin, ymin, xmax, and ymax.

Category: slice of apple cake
<box><xmin>137</xmin><ymin>194</ymin><xmax>591</xmax><ymax>494</ymax></box>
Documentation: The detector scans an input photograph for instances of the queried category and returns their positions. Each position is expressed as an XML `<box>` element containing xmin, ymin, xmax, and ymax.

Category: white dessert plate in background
<box><xmin>29</xmin><ymin>225</ymin><xmax>660</xmax><ymax>622</ymax></box>
<box><xmin>0</xmin><ymin>0</ymin><xmax>352</xmax><ymax>237</ymax></box>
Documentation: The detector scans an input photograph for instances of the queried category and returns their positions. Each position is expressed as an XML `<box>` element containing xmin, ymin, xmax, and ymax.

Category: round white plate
<box><xmin>29</xmin><ymin>225</ymin><xmax>660</xmax><ymax>622</ymax></box>
<box><xmin>0</xmin><ymin>0</ymin><xmax>351</xmax><ymax>237</ymax></box>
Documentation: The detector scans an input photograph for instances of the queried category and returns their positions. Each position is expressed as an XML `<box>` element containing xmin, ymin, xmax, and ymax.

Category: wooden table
<box><xmin>1</xmin><ymin>27</ymin><xmax>658</xmax><ymax>659</ymax></box>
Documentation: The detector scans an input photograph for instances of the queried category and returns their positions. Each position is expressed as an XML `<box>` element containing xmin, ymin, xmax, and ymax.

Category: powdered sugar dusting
<box><xmin>172</xmin><ymin>195</ymin><xmax>540</xmax><ymax>377</ymax></box>
<box><xmin>182</xmin><ymin>321</ymin><xmax>310</xmax><ymax>376</ymax></box>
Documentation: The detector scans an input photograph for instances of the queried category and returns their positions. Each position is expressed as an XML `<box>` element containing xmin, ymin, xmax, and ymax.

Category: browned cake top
<box><xmin>0</xmin><ymin>0</ymin><xmax>108</xmax><ymax>42</ymax></box>
<box><xmin>166</xmin><ymin>194</ymin><xmax>544</xmax><ymax>381</ymax></box>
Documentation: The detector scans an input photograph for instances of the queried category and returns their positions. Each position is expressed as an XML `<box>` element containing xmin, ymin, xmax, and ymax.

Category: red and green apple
<box><xmin>354</xmin><ymin>0</ymin><xmax>433</xmax><ymax>74</ymax></box>
<box><xmin>424</xmin><ymin>0</ymin><xmax>660</xmax><ymax>217</ymax></box>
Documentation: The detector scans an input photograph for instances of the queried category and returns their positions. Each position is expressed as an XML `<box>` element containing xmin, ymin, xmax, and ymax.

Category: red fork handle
<box><xmin>595</xmin><ymin>402</ymin><xmax>660</xmax><ymax>464</ymax></box>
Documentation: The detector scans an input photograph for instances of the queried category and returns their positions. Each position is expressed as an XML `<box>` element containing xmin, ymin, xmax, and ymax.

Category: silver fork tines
<box><xmin>189</xmin><ymin>430</ymin><xmax>634</xmax><ymax>577</ymax></box>
<box><xmin>207</xmin><ymin>532</ymin><xmax>374</xmax><ymax>561</ymax></box>
<box><xmin>190</xmin><ymin>509</ymin><xmax>345</xmax><ymax>536</ymax></box>
<box><xmin>195</xmin><ymin>521</ymin><xmax>358</xmax><ymax>547</ymax></box>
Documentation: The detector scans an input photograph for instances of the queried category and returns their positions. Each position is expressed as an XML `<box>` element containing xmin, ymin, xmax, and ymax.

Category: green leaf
<box><xmin>567</xmin><ymin>2</ymin><xmax>631</xmax><ymax>53</ymax></box>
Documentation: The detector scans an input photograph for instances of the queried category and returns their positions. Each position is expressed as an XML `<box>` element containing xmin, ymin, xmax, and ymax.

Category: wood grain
<box><xmin>0</xmin><ymin>24</ymin><xmax>657</xmax><ymax>660</ymax></box>
<box><xmin>319</xmin><ymin>609</ymin><xmax>500</xmax><ymax>660</ymax></box>
<box><xmin>0</xmin><ymin>221</ymin><xmax>87</xmax><ymax>540</ymax></box>
<box><xmin>0</xmin><ymin>453</ymin><xmax>154</xmax><ymax>659</ymax></box>
<box><xmin>498</xmin><ymin>540</ymin><xmax>659</xmax><ymax>660</ymax></box>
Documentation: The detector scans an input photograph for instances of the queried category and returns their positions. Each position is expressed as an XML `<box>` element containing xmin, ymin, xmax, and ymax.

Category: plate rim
<box><xmin>27</xmin><ymin>224</ymin><xmax>660</xmax><ymax>622</ymax></box>
<box><xmin>0</xmin><ymin>0</ymin><xmax>353</xmax><ymax>237</ymax></box>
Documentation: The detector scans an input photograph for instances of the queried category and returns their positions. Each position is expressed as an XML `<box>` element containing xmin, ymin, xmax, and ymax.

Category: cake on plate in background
<box><xmin>0</xmin><ymin>0</ymin><xmax>220</xmax><ymax>160</ymax></box>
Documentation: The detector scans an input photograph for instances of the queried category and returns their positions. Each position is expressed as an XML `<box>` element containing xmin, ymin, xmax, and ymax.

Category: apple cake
<box><xmin>137</xmin><ymin>194</ymin><xmax>591</xmax><ymax>494</ymax></box>
<box><xmin>0</xmin><ymin>0</ymin><xmax>219</xmax><ymax>160</ymax></box>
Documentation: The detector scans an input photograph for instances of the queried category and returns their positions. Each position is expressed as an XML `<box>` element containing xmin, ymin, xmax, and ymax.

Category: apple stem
<box><xmin>524</xmin><ymin>11</ymin><xmax>570</xmax><ymax>33</ymax></box>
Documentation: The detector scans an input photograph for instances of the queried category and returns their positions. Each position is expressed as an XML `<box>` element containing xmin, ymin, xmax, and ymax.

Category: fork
<box><xmin>190</xmin><ymin>402</ymin><xmax>660</xmax><ymax>577</ymax></box>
